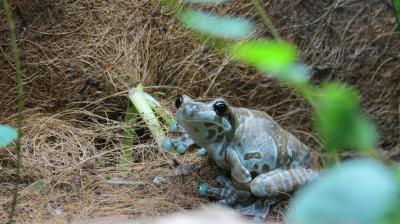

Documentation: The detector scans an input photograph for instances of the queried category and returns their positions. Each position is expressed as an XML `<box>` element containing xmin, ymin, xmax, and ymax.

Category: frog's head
<box><xmin>175</xmin><ymin>95</ymin><xmax>236</xmax><ymax>147</ymax></box>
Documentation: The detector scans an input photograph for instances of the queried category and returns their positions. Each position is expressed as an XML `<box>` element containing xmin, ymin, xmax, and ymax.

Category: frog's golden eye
<box><xmin>175</xmin><ymin>95</ymin><xmax>183</xmax><ymax>109</ymax></box>
<box><xmin>213</xmin><ymin>101</ymin><xmax>228</xmax><ymax>116</ymax></box>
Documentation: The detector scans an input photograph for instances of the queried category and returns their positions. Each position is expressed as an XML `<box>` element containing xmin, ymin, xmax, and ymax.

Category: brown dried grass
<box><xmin>1</xmin><ymin>0</ymin><xmax>399</xmax><ymax>223</ymax></box>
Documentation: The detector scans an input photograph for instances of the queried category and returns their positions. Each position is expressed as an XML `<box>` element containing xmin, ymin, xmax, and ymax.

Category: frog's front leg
<box><xmin>162</xmin><ymin>132</ymin><xmax>194</xmax><ymax>154</ymax></box>
<box><xmin>249</xmin><ymin>168</ymin><xmax>319</xmax><ymax>198</ymax></box>
<box><xmin>226</xmin><ymin>147</ymin><xmax>252</xmax><ymax>184</ymax></box>
<box><xmin>199</xmin><ymin>147</ymin><xmax>253</xmax><ymax>206</ymax></box>
<box><xmin>162</xmin><ymin>121</ymin><xmax>206</xmax><ymax>155</ymax></box>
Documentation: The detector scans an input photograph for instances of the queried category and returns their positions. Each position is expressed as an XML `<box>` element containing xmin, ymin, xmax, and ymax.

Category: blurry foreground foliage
<box><xmin>0</xmin><ymin>125</ymin><xmax>17</xmax><ymax>148</ymax></box>
<box><xmin>158</xmin><ymin>0</ymin><xmax>400</xmax><ymax>223</ymax></box>
<box><xmin>393</xmin><ymin>0</ymin><xmax>400</xmax><ymax>29</ymax></box>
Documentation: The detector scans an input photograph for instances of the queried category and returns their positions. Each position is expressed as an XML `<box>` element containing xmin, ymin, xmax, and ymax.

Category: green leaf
<box><xmin>0</xmin><ymin>124</ymin><xmax>17</xmax><ymax>148</ymax></box>
<box><xmin>230</xmin><ymin>40</ymin><xmax>305</xmax><ymax>84</ymax></box>
<box><xmin>283</xmin><ymin>63</ymin><xmax>311</xmax><ymax>85</ymax></box>
<box><xmin>393</xmin><ymin>0</ymin><xmax>400</xmax><ymax>29</ymax></box>
<box><xmin>122</xmin><ymin>104</ymin><xmax>138</xmax><ymax>165</ymax></box>
<box><xmin>179</xmin><ymin>9</ymin><xmax>256</xmax><ymax>40</ymax></box>
<box><xmin>289</xmin><ymin>159</ymin><xmax>398</xmax><ymax>224</ymax></box>
<box><xmin>128</xmin><ymin>84</ymin><xmax>166</xmax><ymax>148</ymax></box>
<box><xmin>315</xmin><ymin>83</ymin><xmax>377</xmax><ymax>151</ymax></box>
<box><xmin>184</xmin><ymin>0</ymin><xmax>228</xmax><ymax>4</ymax></box>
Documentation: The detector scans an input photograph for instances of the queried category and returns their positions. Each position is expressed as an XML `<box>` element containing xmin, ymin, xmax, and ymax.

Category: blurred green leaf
<box><xmin>289</xmin><ymin>159</ymin><xmax>398</xmax><ymax>224</ymax></box>
<box><xmin>381</xmin><ymin>165</ymin><xmax>400</xmax><ymax>223</ymax></box>
<box><xmin>184</xmin><ymin>0</ymin><xmax>228</xmax><ymax>4</ymax></box>
<box><xmin>0</xmin><ymin>124</ymin><xmax>17</xmax><ymax>148</ymax></box>
<box><xmin>394</xmin><ymin>164</ymin><xmax>400</xmax><ymax>184</ymax></box>
<box><xmin>231</xmin><ymin>41</ymin><xmax>305</xmax><ymax>84</ymax></box>
<box><xmin>315</xmin><ymin>83</ymin><xmax>377</xmax><ymax>151</ymax></box>
<box><xmin>179</xmin><ymin>9</ymin><xmax>255</xmax><ymax>39</ymax></box>
<box><xmin>284</xmin><ymin>63</ymin><xmax>311</xmax><ymax>85</ymax></box>
<box><xmin>393</xmin><ymin>0</ymin><xmax>400</xmax><ymax>29</ymax></box>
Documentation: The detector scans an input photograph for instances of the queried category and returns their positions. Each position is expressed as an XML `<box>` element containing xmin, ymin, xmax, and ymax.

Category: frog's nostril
<box><xmin>183</xmin><ymin>105</ymin><xmax>196</xmax><ymax>116</ymax></box>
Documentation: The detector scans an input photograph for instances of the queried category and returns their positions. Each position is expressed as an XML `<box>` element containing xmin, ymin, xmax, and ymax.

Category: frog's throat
<box><xmin>178</xmin><ymin>118</ymin><xmax>231</xmax><ymax>144</ymax></box>
<box><xmin>177</xmin><ymin>117</ymin><xmax>232</xmax><ymax>146</ymax></box>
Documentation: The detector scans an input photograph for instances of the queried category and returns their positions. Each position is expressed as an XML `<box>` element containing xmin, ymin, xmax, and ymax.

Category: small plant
<box><xmin>2</xmin><ymin>0</ymin><xmax>25</xmax><ymax>223</ymax></box>
<box><xmin>393</xmin><ymin>0</ymin><xmax>400</xmax><ymax>29</ymax></box>
<box><xmin>121</xmin><ymin>84</ymin><xmax>174</xmax><ymax>170</ymax></box>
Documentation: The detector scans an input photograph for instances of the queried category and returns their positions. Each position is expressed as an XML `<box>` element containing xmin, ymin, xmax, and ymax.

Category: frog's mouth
<box><xmin>176</xmin><ymin>110</ymin><xmax>224</xmax><ymax>128</ymax></box>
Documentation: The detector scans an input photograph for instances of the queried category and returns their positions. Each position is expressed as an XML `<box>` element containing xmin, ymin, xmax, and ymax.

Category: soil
<box><xmin>1</xmin><ymin>0</ymin><xmax>399</xmax><ymax>223</ymax></box>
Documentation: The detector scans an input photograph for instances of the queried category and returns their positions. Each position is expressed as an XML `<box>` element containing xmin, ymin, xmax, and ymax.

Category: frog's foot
<box><xmin>162</xmin><ymin>134</ymin><xmax>194</xmax><ymax>154</ymax></box>
<box><xmin>197</xmin><ymin>148</ymin><xmax>207</xmax><ymax>157</ymax></box>
<box><xmin>199</xmin><ymin>176</ymin><xmax>252</xmax><ymax>206</ymax></box>
<box><xmin>235</xmin><ymin>198</ymin><xmax>276</xmax><ymax>220</ymax></box>
<box><xmin>162</xmin><ymin>121</ymin><xmax>195</xmax><ymax>154</ymax></box>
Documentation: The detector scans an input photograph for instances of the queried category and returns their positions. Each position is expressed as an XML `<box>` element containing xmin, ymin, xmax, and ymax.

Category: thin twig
<box><xmin>250</xmin><ymin>0</ymin><xmax>281</xmax><ymax>40</ymax></box>
<box><xmin>2</xmin><ymin>1</ymin><xmax>25</xmax><ymax>223</ymax></box>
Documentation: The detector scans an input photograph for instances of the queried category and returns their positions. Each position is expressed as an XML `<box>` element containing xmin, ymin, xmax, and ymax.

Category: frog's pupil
<box><xmin>213</xmin><ymin>101</ymin><xmax>228</xmax><ymax>116</ymax></box>
<box><xmin>175</xmin><ymin>96</ymin><xmax>183</xmax><ymax>109</ymax></box>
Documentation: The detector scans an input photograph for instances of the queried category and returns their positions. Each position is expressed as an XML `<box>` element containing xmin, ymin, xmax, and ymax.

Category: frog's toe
<box><xmin>197</xmin><ymin>148</ymin><xmax>207</xmax><ymax>157</ymax></box>
<box><xmin>198</xmin><ymin>183</ymin><xmax>209</xmax><ymax>196</ymax></box>
<box><xmin>176</xmin><ymin>143</ymin><xmax>188</xmax><ymax>154</ymax></box>
<box><xmin>168</xmin><ymin>121</ymin><xmax>179</xmax><ymax>132</ymax></box>
<box><xmin>162</xmin><ymin>137</ymin><xmax>192</xmax><ymax>154</ymax></box>
<box><xmin>162</xmin><ymin>139</ymin><xmax>174</xmax><ymax>151</ymax></box>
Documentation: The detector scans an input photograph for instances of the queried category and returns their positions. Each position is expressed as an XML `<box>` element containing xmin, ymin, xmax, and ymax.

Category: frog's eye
<box><xmin>213</xmin><ymin>101</ymin><xmax>228</xmax><ymax>116</ymax></box>
<box><xmin>175</xmin><ymin>95</ymin><xmax>183</xmax><ymax>109</ymax></box>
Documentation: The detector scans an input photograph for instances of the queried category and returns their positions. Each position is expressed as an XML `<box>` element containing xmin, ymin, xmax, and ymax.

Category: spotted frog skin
<box><xmin>163</xmin><ymin>95</ymin><xmax>319</xmax><ymax>218</ymax></box>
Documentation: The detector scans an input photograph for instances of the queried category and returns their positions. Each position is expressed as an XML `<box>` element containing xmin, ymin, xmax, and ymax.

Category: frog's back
<box><xmin>231</xmin><ymin>107</ymin><xmax>275</xmax><ymax>125</ymax></box>
<box><xmin>230</xmin><ymin>106</ymin><xmax>311</xmax><ymax>172</ymax></box>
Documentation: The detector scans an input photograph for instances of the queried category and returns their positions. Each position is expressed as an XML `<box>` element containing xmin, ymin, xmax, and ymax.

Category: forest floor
<box><xmin>1</xmin><ymin>0</ymin><xmax>399</xmax><ymax>223</ymax></box>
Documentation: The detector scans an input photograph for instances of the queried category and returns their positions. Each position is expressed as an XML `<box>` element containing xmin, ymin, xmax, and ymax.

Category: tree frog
<box><xmin>162</xmin><ymin>95</ymin><xmax>319</xmax><ymax>218</ymax></box>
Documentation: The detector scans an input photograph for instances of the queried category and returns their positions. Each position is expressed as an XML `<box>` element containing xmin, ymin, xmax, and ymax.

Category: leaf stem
<box><xmin>250</xmin><ymin>0</ymin><xmax>281</xmax><ymax>40</ymax></box>
<box><xmin>2</xmin><ymin>1</ymin><xmax>25</xmax><ymax>223</ymax></box>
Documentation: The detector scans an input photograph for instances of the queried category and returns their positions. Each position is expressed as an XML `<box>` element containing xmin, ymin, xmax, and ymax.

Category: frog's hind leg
<box><xmin>250</xmin><ymin>168</ymin><xmax>319</xmax><ymax>198</ymax></box>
